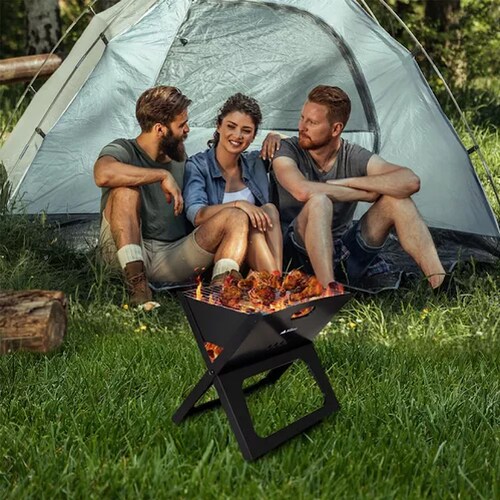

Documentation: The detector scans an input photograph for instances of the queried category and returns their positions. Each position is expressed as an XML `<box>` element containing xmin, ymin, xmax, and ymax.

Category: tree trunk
<box><xmin>23</xmin><ymin>0</ymin><xmax>61</xmax><ymax>55</ymax></box>
<box><xmin>425</xmin><ymin>0</ymin><xmax>461</xmax><ymax>32</ymax></box>
<box><xmin>0</xmin><ymin>290</ymin><xmax>67</xmax><ymax>354</ymax></box>
<box><xmin>425</xmin><ymin>0</ymin><xmax>466</xmax><ymax>87</ymax></box>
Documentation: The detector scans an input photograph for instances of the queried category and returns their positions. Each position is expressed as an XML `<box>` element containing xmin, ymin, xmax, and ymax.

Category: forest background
<box><xmin>1</xmin><ymin>0</ymin><xmax>499</xmax><ymax>129</ymax></box>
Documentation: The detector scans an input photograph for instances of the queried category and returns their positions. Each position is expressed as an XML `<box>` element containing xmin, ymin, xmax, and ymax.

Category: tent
<box><xmin>1</xmin><ymin>0</ymin><xmax>498</xmax><ymax>272</ymax></box>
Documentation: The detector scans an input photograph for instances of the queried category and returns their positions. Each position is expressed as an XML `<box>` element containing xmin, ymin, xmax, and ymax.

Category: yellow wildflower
<box><xmin>420</xmin><ymin>308</ymin><xmax>429</xmax><ymax>319</ymax></box>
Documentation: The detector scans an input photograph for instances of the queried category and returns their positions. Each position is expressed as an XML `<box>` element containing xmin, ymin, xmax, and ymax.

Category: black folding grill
<box><xmin>173</xmin><ymin>284</ymin><xmax>351</xmax><ymax>461</ymax></box>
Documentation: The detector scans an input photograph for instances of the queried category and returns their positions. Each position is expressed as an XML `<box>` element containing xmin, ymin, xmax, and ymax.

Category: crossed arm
<box><xmin>272</xmin><ymin>154</ymin><xmax>420</xmax><ymax>204</ymax></box>
<box><xmin>94</xmin><ymin>155</ymin><xmax>183</xmax><ymax>215</ymax></box>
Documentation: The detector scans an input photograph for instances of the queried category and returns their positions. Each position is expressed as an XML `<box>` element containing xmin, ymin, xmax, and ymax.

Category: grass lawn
<box><xmin>0</xmin><ymin>87</ymin><xmax>499</xmax><ymax>497</ymax></box>
<box><xmin>0</xmin><ymin>251</ymin><xmax>498</xmax><ymax>498</ymax></box>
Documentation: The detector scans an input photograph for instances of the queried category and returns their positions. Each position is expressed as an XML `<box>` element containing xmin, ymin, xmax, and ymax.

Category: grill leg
<box><xmin>172</xmin><ymin>371</ymin><xmax>215</xmax><ymax>424</ymax></box>
<box><xmin>214</xmin><ymin>342</ymin><xmax>339</xmax><ymax>461</ymax></box>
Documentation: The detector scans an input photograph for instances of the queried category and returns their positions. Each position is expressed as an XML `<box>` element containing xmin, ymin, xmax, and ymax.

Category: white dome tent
<box><xmin>1</xmin><ymin>0</ymin><xmax>498</xmax><ymax>276</ymax></box>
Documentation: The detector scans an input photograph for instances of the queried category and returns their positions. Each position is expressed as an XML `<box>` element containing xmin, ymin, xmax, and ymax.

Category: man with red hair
<box><xmin>271</xmin><ymin>85</ymin><xmax>446</xmax><ymax>289</ymax></box>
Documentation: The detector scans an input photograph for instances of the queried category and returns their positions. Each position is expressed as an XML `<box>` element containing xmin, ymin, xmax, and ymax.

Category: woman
<box><xmin>183</xmin><ymin>93</ymin><xmax>282</xmax><ymax>274</ymax></box>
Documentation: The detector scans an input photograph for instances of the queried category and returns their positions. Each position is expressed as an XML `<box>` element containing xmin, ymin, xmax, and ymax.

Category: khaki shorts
<box><xmin>99</xmin><ymin>215</ymin><xmax>214</xmax><ymax>283</ymax></box>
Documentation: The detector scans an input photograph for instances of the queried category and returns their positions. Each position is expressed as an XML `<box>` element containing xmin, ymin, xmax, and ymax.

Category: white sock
<box><xmin>117</xmin><ymin>244</ymin><xmax>143</xmax><ymax>269</ymax></box>
<box><xmin>212</xmin><ymin>258</ymin><xmax>239</xmax><ymax>279</ymax></box>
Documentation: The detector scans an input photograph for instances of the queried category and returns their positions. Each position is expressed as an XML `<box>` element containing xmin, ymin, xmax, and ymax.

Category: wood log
<box><xmin>0</xmin><ymin>290</ymin><xmax>67</xmax><ymax>354</ymax></box>
<box><xmin>0</xmin><ymin>54</ymin><xmax>62</xmax><ymax>85</ymax></box>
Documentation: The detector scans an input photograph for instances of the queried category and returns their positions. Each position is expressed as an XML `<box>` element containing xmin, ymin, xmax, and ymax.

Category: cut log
<box><xmin>0</xmin><ymin>54</ymin><xmax>62</xmax><ymax>85</ymax></box>
<box><xmin>0</xmin><ymin>290</ymin><xmax>67</xmax><ymax>354</ymax></box>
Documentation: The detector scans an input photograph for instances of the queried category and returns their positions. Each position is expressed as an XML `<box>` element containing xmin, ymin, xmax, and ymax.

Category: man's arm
<box><xmin>272</xmin><ymin>156</ymin><xmax>379</xmax><ymax>203</ymax></box>
<box><xmin>326</xmin><ymin>155</ymin><xmax>420</xmax><ymax>198</ymax></box>
<box><xmin>94</xmin><ymin>155</ymin><xmax>183</xmax><ymax>215</ymax></box>
<box><xmin>94</xmin><ymin>155</ymin><xmax>168</xmax><ymax>188</ymax></box>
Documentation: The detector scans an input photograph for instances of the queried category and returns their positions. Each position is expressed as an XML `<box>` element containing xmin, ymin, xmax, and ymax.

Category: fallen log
<box><xmin>0</xmin><ymin>290</ymin><xmax>67</xmax><ymax>354</ymax></box>
<box><xmin>0</xmin><ymin>54</ymin><xmax>62</xmax><ymax>85</ymax></box>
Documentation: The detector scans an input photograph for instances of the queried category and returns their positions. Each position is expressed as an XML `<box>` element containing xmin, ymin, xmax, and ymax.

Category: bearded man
<box><xmin>271</xmin><ymin>85</ymin><xmax>446</xmax><ymax>289</ymax></box>
<box><xmin>94</xmin><ymin>86</ymin><xmax>249</xmax><ymax>305</ymax></box>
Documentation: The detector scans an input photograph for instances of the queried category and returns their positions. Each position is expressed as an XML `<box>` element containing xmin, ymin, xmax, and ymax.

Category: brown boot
<box><xmin>124</xmin><ymin>260</ymin><xmax>152</xmax><ymax>306</ymax></box>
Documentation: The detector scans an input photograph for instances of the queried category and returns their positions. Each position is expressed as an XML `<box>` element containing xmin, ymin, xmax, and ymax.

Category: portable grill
<box><xmin>173</xmin><ymin>284</ymin><xmax>351</xmax><ymax>461</ymax></box>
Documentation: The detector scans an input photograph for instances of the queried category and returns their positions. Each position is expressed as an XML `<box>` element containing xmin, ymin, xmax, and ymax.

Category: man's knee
<box><xmin>300</xmin><ymin>194</ymin><xmax>333</xmax><ymax>228</ymax></box>
<box><xmin>106</xmin><ymin>186</ymin><xmax>141</xmax><ymax>218</ymax></box>
<box><xmin>295</xmin><ymin>194</ymin><xmax>332</xmax><ymax>239</ymax></box>
<box><xmin>375</xmin><ymin>194</ymin><xmax>414</xmax><ymax>212</ymax></box>
<box><xmin>305</xmin><ymin>193</ymin><xmax>332</xmax><ymax>214</ymax></box>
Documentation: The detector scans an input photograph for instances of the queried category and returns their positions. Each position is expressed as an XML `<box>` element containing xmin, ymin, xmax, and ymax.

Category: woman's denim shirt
<box><xmin>183</xmin><ymin>147</ymin><xmax>269</xmax><ymax>225</ymax></box>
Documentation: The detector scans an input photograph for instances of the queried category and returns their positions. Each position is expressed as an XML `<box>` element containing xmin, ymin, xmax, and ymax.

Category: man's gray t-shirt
<box><xmin>99</xmin><ymin>139</ymin><xmax>189</xmax><ymax>242</ymax></box>
<box><xmin>271</xmin><ymin>137</ymin><xmax>373</xmax><ymax>236</ymax></box>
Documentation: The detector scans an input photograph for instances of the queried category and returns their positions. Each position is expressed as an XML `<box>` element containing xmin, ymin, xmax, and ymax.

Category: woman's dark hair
<box><xmin>208</xmin><ymin>93</ymin><xmax>262</xmax><ymax>148</ymax></box>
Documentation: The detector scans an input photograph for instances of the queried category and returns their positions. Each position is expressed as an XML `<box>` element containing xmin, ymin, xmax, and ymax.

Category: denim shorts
<box><xmin>283</xmin><ymin>219</ymin><xmax>387</xmax><ymax>285</ymax></box>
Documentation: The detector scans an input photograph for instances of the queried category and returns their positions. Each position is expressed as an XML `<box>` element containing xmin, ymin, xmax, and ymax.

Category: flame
<box><xmin>195</xmin><ymin>275</ymin><xmax>202</xmax><ymax>301</ymax></box>
<box><xmin>326</xmin><ymin>281</ymin><xmax>344</xmax><ymax>296</ymax></box>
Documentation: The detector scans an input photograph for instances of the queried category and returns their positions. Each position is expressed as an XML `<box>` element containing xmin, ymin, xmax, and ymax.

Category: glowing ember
<box><xmin>204</xmin><ymin>341</ymin><xmax>223</xmax><ymax>362</ymax></box>
<box><xmin>291</xmin><ymin>306</ymin><xmax>315</xmax><ymax>319</ymax></box>
<box><xmin>195</xmin><ymin>270</ymin><xmax>344</xmax><ymax>314</ymax></box>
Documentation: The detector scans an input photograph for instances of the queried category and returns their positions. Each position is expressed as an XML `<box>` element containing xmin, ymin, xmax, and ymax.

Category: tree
<box><xmin>424</xmin><ymin>0</ymin><xmax>461</xmax><ymax>32</ymax></box>
<box><xmin>24</xmin><ymin>0</ymin><xmax>61</xmax><ymax>55</ymax></box>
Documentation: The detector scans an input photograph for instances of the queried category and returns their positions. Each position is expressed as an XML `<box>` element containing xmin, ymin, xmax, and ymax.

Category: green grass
<box><xmin>0</xmin><ymin>284</ymin><xmax>499</xmax><ymax>498</ymax></box>
<box><xmin>0</xmin><ymin>79</ymin><xmax>499</xmax><ymax>498</ymax></box>
<box><xmin>0</xmin><ymin>211</ymin><xmax>498</xmax><ymax>498</ymax></box>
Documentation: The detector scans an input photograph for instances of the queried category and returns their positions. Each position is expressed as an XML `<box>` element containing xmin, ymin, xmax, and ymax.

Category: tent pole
<box><xmin>357</xmin><ymin>0</ymin><xmax>381</xmax><ymax>25</ymax></box>
<box><xmin>373</xmin><ymin>0</ymin><xmax>500</xmax><ymax>211</ymax></box>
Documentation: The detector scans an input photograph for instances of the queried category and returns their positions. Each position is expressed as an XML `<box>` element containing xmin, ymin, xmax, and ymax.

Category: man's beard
<box><xmin>159</xmin><ymin>131</ymin><xmax>186</xmax><ymax>162</ymax></box>
<box><xmin>298</xmin><ymin>133</ymin><xmax>329</xmax><ymax>151</ymax></box>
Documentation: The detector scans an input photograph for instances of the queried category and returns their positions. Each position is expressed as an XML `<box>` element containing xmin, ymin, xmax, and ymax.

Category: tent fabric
<box><xmin>1</xmin><ymin>0</ymin><xmax>498</xmax><ymax>244</ymax></box>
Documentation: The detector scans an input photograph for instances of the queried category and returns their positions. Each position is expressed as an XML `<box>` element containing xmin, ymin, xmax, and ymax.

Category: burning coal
<box><xmin>196</xmin><ymin>270</ymin><xmax>344</xmax><ymax>314</ymax></box>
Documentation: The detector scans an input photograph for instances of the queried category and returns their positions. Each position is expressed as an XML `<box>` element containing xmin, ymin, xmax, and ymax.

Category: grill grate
<box><xmin>183</xmin><ymin>282</ymin><xmax>344</xmax><ymax>316</ymax></box>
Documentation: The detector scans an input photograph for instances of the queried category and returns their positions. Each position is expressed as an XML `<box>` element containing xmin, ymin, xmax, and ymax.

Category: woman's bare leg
<box><xmin>262</xmin><ymin>203</ymin><xmax>283</xmax><ymax>272</ymax></box>
<box><xmin>246</xmin><ymin>204</ymin><xmax>283</xmax><ymax>272</ymax></box>
<box><xmin>247</xmin><ymin>228</ymin><xmax>279</xmax><ymax>272</ymax></box>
